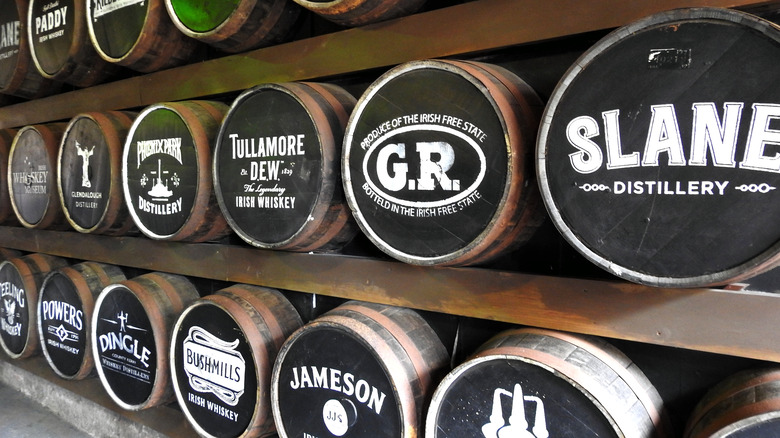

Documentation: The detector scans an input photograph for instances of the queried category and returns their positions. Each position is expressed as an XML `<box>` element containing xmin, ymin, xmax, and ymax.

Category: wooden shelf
<box><xmin>0</xmin><ymin>0</ymin><xmax>769</xmax><ymax>128</ymax></box>
<box><xmin>2</xmin><ymin>226</ymin><xmax>779</xmax><ymax>363</ymax></box>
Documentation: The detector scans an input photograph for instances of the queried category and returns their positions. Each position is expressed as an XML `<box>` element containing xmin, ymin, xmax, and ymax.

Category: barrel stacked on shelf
<box><xmin>0</xmin><ymin>3</ymin><xmax>780</xmax><ymax>438</ymax></box>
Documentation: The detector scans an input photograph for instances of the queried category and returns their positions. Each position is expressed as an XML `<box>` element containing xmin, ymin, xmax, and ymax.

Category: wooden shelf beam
<box><xmin>2</xmin><ymin>227</ymin><xmax>778</xmax><ymax>362</ymax></box>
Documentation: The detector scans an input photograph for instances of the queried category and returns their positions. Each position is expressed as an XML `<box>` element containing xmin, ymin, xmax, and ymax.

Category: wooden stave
<box><xmin>685</xmin><ymin>368</ymin><xmax>780</xmax><ymax>438</ymax></box>
<box><xmin>342</xmin><ymin>59</ymin><xmax>544</xmax><ymax>266</ymax></box>
<box><xmin>26</xmin><ymin>0</ymin><xmax>119</xmax><ymax>87</ymax></box>
<box><xmin>271</xmin><ymin>300</ymin><xmax>449</xmax><ymax>438</ymax></box>
<box><xmin>37</xmin><ymin>261</ymin><xmax>126</xmax><ymax>380</ymax></box>
<box><xmin>0</xmin><ymin>129</ymin><xmax>19</xmax><ymax>225</ymax></box>
<box><xmin>87</xmin><ymin>0</ymin><xmax>202</xmax><ymax>73</ymax></box>
<box><xmin>58</xmin><ymin>111</ymin><xmax>137</xmax><ymax>235</ymax></box>
<box><xmin>292</xmin><ymin>0</ymin><xmax>425</xmax><ymax>27</ymax></box>
<box><xmin>8</xmin><ymin>123</ymin><xmax>69</xmax><ymax>229</ymax></box>
<box><xmin>122</xmin><ymin>100</ymin><xmax>231</xmax><ymax>242</ymax></box>
<box><xmin>171</xmin><ymin>284</ymin><xmax>303</xmax><ymax>438</ymax></box>
<box><xmin>0</xmin><ymin>253</ymin><xmax>69</xmax><ymax>359</ymax></box>
<box><xmin>214</xmin><ymin>81</ymin><xmax>358</xmax><ymax>252</ymax></box>
<box><xmin>534</xmin><ymin>8</ymin><xmax>780</xmax><ymax>288</ymax></box>
<box><xmin>92</xmin><ymin>272</ymin><xmax>200</xmax><ymax>411</ymax></box>
<box><xmin>165</xmin><ymin>0</ymin><xmax>303</xmax><ymax>53</ymax></box>
<box><xmin>0</xmin><ymin>0</ymin><xmax>61</xmax><ymax>99</ymax></box>
<box><xmin>426</xmin><ymin>327</ymin><xmax>671</xmax><ymax>438</ymax></box>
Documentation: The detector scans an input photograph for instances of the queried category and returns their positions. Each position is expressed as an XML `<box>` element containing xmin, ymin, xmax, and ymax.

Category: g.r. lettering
<box><xmin>289</xmin><ymin>366</ymin><xmax>387</xmax><ymax>415</ymax></box>
<box><xmin>376</xmin><ymin>141</ymin><xmax>460</xmax><ymax>192</ymax></box>
<box><xmin>566</xmin><ymin>102</ymin><xmax>780</xmax><ymax>174</ymax></box>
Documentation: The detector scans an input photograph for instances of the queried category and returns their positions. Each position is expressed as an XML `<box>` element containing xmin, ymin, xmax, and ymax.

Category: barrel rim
<box><xmin>121</xmin><ymin>102</ymin><xmax>203</xmax><ymax>240</ymax></box>
<box><xmin>271</xmin><ymin>316</ymin><xmax>415</xmax><ymax>438</ymax></box>
<box><xmin>27</xmin><ymin>0</ymin><xmax>83</xmax><ymax>79</ymax></box>
<box><xmin>536</xmin><ymin>7</ymin><xmax>780</xmax><ymax>288</ymax></box>
<box><xmin>342</xmin><ymin>59</ymin><xmax>520</xmax><ymax>266</ymax></box>
<box><xmin>214</xmin><ymin>82</ymin><xmax>337</xmax><ymax>250</ymax></box>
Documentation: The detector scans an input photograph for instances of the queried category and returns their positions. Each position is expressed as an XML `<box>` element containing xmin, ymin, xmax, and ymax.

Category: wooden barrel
<box><xmin>122</xmin><ymin>100</ymin><xmax>230</xmax><ymax>242</ymax></box>
<box><xmin>343</xmin><ymin>59</ymin><xmax>545</xmax><ymax>266</ymax></box>
<box><xmin>37</xmin><ymin>262</ymin><xmax>125</xmax><ymax>380</ymax></box>
<box><xmin>9</xmin><ymin>123</ymin><xmax>68</xmax><ymax>229</ymax></box>
<box><xmin>0</xmin><ymin>253</ymin><xmax>68</xmax><ymax>359</ymax></box>
<box><xmin>0</xmin><ymin>0</ymin><xmax>60</xmax><ymax>98</ymax></box>
<box><xmin>27</xmin><ymin>0</ymin><xmax>118</xmax><ymax>87</ymax></box>
<box><xmin>92</xmin><ymin>272</ymin><xmax>200</xmax><ymax>411</ymax></box>
<box><xmin>58</xmin><ymin>111</ymin><xmax>137</xmax><ymax>235</ymax></box>
<box><xmin>0</xmin><ymin>129</ymin><xmax>19</xmax><ymax>224</ymax></box>
<box><xmin>164</xmin><ymin>0</ymin><xmax>302</xmax><ymax>53</ymax></box>
<box><xmin>0</xmin><ymin>248</ymin><xmax>22</xmax><ymax>261</ymax></box>
<box><xmin>685</xmin><ymin>368</ymin><xmax>780</xmax><ymax>437</ymax></box>
<box><xmin>426</xmin><ymin>328</ymin><xmax>671</xmax><ymax>438</ymax></box>
<box><xmin>292</xmin><ymin>0</ymin><xmax>425</xmax><ymax>27</ymax></box>
<box><xmin>215</xmin><ymin>82</ymin><xmax>358</xmax><ymax>252</ymax></box>
<box><xmin>171</xmin><ymin>284</ymin><xmax>303</xmax><ymax>438</ymax></box>
<box><xmin>536</xmin><ymin>8</ymin><xmax>780</xmax><ymax>288</ymax></box>
<box><xmin>86</xmin><ymin>0</ymin><xmax>201</xmax><ymax>73</ymax></box>
<box><xmin>271</xmin><ymin>301</ymin><xmax>449</xmax><ymax>438</ymax></box>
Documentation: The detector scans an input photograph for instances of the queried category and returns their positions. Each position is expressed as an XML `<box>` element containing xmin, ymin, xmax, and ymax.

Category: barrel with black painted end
<box><xmin>9</xmin><ymin>123</ymin><xmax>69</xmax><ymax>229</ymax></box>
<box><xmin>0</xmin><ymin>0</ymin><xmax>61</xmax><ymax>98</ymax></box>
<box><xmin>92</xmin><ymin>272</ymin><xmax>199</xmax><ymax>411</ymax></box>
<box><xmin>685</xmin><ymin>368</ymin><xmax>780</xmax><ymax>437</ymax></box>
<box><xmin>87</xmin><ymin>0</ymin><xmax>201</xmax><ymax>73</ymax></box>
<box><xmin>343</xmin><ymin>59</ymin><xmax>545</xmax><ymax>266</ymax></box>
<box><xmin>123</xmin><ymin>100</ymin><xmax>230</xmax><ymax>242</ymax></box>
<box><xmin>165</xmin><ymin>0</ymin><xmax>302</xmax><ymax>53</ymax></box>
<box><xmin>59</xmin><ymin>111</ymin><xmax>137</xmax><ymax>235</ymax></box>
<box><xmin>0</xmin><ymin>253</ymin><xmax>69</xmax><ymax>359</ymax></box>
<box><xmin>215</xmin><ymin>82</ymin><xmax>358</xmax><ymax>252</ymax></box>
<box><xmin>293</xmin><ymin>0</ymin><xmax>424</xmax><ymax>27</ymax></box>
<box><xmin>537</xmin><ymin>8</ymin><xmax>780</xmax><ymax>288</ymax></box>
<box><xmin>171</xmin><ymin>284</ymin><xmax>303</xmax><ymax>438</ymax></box>
<box><xmin>37</xmin><ymin>262</ymin><xmax>125</xmax><ymax>380</ymax></box>
<box><xmin>27</xmin><ymin>0</ymin><xmax>119</xmax><ymax>87</ymax></box>
<box><xmin>0</xmin><ymin>129</ymin><xmax>19</xmax><ymax>225</ymax></box>
<box><xmin>426</xmin><ymin>327</ymin><xmax>671</xmax><ymax>438</ymax></box>
<box><xmin>272</xmin><ymin>301</ymin><xmax>449</xmax><ymax>438</ymax></box>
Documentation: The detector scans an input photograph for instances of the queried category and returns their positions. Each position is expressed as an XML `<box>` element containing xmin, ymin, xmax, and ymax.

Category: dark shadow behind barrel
<box><xmin>0</xmin><ymin>129</ymin><xmax>19</xmax><ymax>225</ymax></box>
